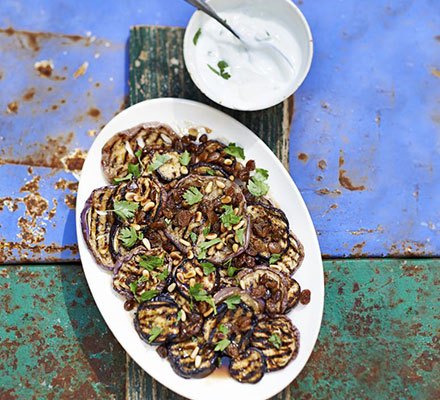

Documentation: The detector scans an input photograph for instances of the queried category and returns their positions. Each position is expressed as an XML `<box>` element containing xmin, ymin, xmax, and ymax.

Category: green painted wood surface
<box><xmin>2</xmin><ymin>261</ymin><xmax>437</xmax><ymax>399</ymax></box>
<box><xmin>128</xmin><ymin>26</ymin><xmax>294</xmax><ymax>170</ymax></box>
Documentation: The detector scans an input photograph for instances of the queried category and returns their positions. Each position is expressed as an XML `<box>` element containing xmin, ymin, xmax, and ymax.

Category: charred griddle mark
<box><xmin>297</xmin><ymin>153</ymin><xmax>309</xmax><ymax>163</ymax></box>
<box><xmin>338</xmin><ymin>151</ymin><xmax>365</xmax><ymax>191</ymax></box>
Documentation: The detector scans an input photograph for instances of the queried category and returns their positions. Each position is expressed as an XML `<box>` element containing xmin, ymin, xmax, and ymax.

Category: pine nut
<box><xmin>215</xmin><ymin>241</ymin><xmax>224</xmax><ymax>250</ymax></box>
<box><xmin>220</xmin><ymin>224</ymin><xmax>227</xmax><ymax>233</ymax></box>
<box><xmin>232</xmin><ymin>243</ymin><xmax>239</xmax><ymax>253</ymax></box>
<box><xmin>142</xmin><ymin>238</ymin><xmax>151</xmax><ymax>250</ymax></box>
<box><xmin>205</xmin><ymin>233</ymin><xmax>218</xmax><ymax>240</ymax></box>
<box><xmin>179</xmin><ymin>238</ymin><xmax>191</xmax><ymax>247</ymax></box>
<box><xmin>190</xmin><ymin>346</ymin><xmax>199</xmax><ymax>359</ymax></box>
<box><xmin>205</xmin><ymin>181</ymin><xmax>213</xmax><ymax>194</ymax></box>
<box><xmin>224</xmin><ymin>159</ymin><xmax>233</xmax><ymax>166</ymax></box>
<box><xmin>180</xmin><ymin>166</ymin><xmax>188</xmax><ymax>175</ymax></box>
<box><xmin>99</xmin><ymin>247</ymin><xmax>107</xmax><ymax>255</ymax></box>
<box><xmin>208</xmin><ymin>246</ymin><xmax>216</xmax><ymax>256</ymax></box>
<box><xmin>184</xmin><ymin>270</ymin><xmax>196</xmax><ymax>279</ymax></box>
<box><xmin>189</xmin><ymin>278</ymin><xmax>196</xmax><ymax>286</ymax></box>
<box><xmin>132</xmin><ymin>223</ymin><xmax>141</xmax><ymax>231</ymax></box>
<box><xmin>240</xmin><ymin>281</ymin><xmax>246</xmax><ymax>290</ymax></box>
<box><xmin>216</xmin><ymin>180</ymin><xmax>226</xmax><ymax>188</ymax></box>
<box><xmin>221</xmin><ymin>196</ymin><xmax>232</xmax><ymax>204</ymax></box>
<box><xmin>172</xmin><ymin>259</ymin><xmax>181</xmax><ymax>266</ymax></box>
<box><xmin>229</xmin><ymin>175</ymin><xmax>235</xmax><ymax>181</ymax></box>
<box><xmin>134</xmin><ymin>194</ymin><xmax>143</xmax><ymax>202</ymax></box>
<box><xmin>170</xmin><ymin>251</ymin><xmax>182</xmax><ymax>260</ymax></box>
<box><xmin>233</xmin><ymin>220</ymin><xmax>245</xmax><ymax>230</ymax></box>
<box><xmin>187</xmin><ymin>250</ymin><xmax>194</xmax><ymax>259</ymax></box>
<box><xmin>180</xmin><ymin>309</ymin><xmax>187</xmax><ymax>322</ymax></box>
<box><xmin>195</xmin><ymin>211</ymin><xmax>202</xmax><ymax>222</ymax></box>
<box><xmin>177</xmin><ymin>272</ymin><xmax>185</xmax><ymax>283</ymax></box>
<box><xmin>168</xmin><ymin>283</ymin><xmax>176</xmax><ymax>292</ymax></box>
<box><xmin>125</xmin><ymin>192</ymin><xmax>135</xmax><ymax>201</ymax></box>
<box><xmin>143</xmin><ymin>201</ymin><xmax>155</xmax><ymax>211</ymax></box>
<box><xmin>196</xmin><ymin>268</ymin><xmax>204</xmax><ymax>277</ymax></box>
<box><xmin>195</xmin><ymin>355</ymin><xmax>202</xmax><ymax>368</ymax></box>
<box><xmin>270</xmin><ymin>264</ymin><xmax>282</xmax><ymax>272</ymax></box>
<box><xmin>234</xmin><ymin>207</ymin><xmax>239</xmax><ymax>215</ymax></box>
<box><xmin>142</xmin><ymin>269</ymin><xmax>149</xmax><ymax>277</ymax></box>
<box><xmin>203</xmin><ymin>308</ymin><xmax>214</xmax><ymax>317</ymax></box>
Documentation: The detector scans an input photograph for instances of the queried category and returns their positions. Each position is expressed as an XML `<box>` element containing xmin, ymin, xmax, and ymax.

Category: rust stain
<box><xmin>0</xmin><ymin>240</ymin><xmax>78</xmax><ymax>262</ymax></box>
<box><xmin>51</xmin><ymin>105</ymin><xmax>58</xmax><ymax>111</ymax></box>
<box><xmin>352</xmin><ymin>241</ymin><xmax>366</xmax><ymax>256</ymax></box>
<box><xmin>0</xmin><ymin>197</ymin><xmax>19</xmax><ymax>212</ymax></box>
<box><xmin>20</xmin><ymin>175</ymin><xmax>41</xmax><ymax>193</ymax></box>
<box><xmin>64</xmin><ymin>194</ymin><xmax>77</xmax><ymax>209</ymax></box>
<box><xmin>48</xmin><ymin>198</ymin><xmax>57</xmax><ymax>220</ymax></box>
<box><xmin>338</xmin><ymin>151</ymin><xmax>365</xmax><ymax>191</ymax></box>
<box><xmin>330</xmin><ymin>204</ymin><xmax>338</xmax><ymax>209</ymax></box>
<box><xmin>6</xmin><ymin>102</ymin><xmax>18</xmax><ymax>114</ymax></box>
<box><xmin>318</xmin><ymin>160</ymin><xmax>327</xmax><ymax>171</ymax></box>
<box><xmin>435</xmin><ymin>35</ymin><xmax>440</xmax><ymax>42</ymax></box>
<box><xmin>87</xmin><ymin>129</ymin><xmax>97</xmax><ymax>136</ymax></box>
<box><xmin>430</xmin><ymin>67</ymin><xmax>440</xmax><ymax>78</ymax></box>
<box><xmin>87</xmin><ymin>107</ymin><xmax>101</xmax><ymax>118</ymax></box>
<box><xmin>316</xmin><ymin>188</ymin><xmax>342</xmax><ymax>197</ymax></box>
<box><xmin>73</xmin><ymin>61</ymin><xmax>89</xmax><ymax>78</ymax></box>
<box><xmin>23</xmin><ymin>88</ymin><xmax>36</xmax><ymax>101</ymax></box>
<box><xmin>54</xmin><ymin>178</ymin><xmax>78</xmax><ymax>192</ymax></box>
<box><xmin>34</xmin><ymin>60</ymin><xmax>53</xmax><ymax>78</ymax></box>
<box><xmin>297</xmin><ymin>152</ymin><xmax>309</xmax><ymax>163</ymax></box>
<box><xmin>388</xmin><ymin>241</ymin><xmax>428</xmax><ymax>257</ymax></box>
<box><xmin>62</xmin><ymin>149</ymin><xmax>86</xmax><ymax>172</ymax></box>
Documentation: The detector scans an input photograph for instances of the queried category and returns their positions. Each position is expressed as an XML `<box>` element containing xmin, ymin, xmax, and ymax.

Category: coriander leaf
<box><xmin>113</xmin><ymin>173</ymin><xmax>133</xmax><ymax>183</ymax></box>
<box><xmin>203</xmin><ymin>224</ymin><xmax>211</xmax><ymax>236</ymax></box>
<box><xmin>218</xmin><ymin>324</ymin><xmax>229</xmax><ymax>334</ymax></box>
<box><xmin>165</xmin><ymin>218</ymin><xmax>171</xmax><ymax>225</ymax></box>
<box><xmin>208</xmin><ymin>64</ymin><xmax>221</xmax><ymax>76</ymax></box>
<box><xmin>220</xmin><ymin>205</ymin><xmax>242</xmax><ymax>227</ymax></box>
<box><xmin>157</xmin><ymin>267</ymin><xmax>169</xmax><ymax>281</ymax></box>
<box><xmin>193</xmin><ymin>28</ymin><xmax>202</xmax><ymax>45</ymax></box>
<box><xmin>201</xmin><ymin>262</ymin><xmax>215</xmax><ymax>275</ymax></box>
<box><xmin>254</xmin><ymin>168</ymin><xmax>269</xmax><ymax>181</ymax></box>
<box><xmin>189</xmin><ymin>283</ymin><xmax>217</xmax><ymax>314</ymax></box>
<box><xmin>183</xmin><ymin>186</ymin><xmax>203</xmax><ymax>205</ymax></box>
<box><xmin>224</xmin><ymin>143</ymin><xmax>245</xmax><ymax>159</ymax></box>
<box><xmin>179</xmin><ymin>150</ymin><xmax>191</xmax><ymax>166</ymax></box>
<box><xmin>148</xmin><ymin>153</ymin><xmax>171</xmax><ymax>172</ymax></box>
<box><xmin>198</xmin><ymin>238</ymin><xmax>222</xmax><ymax>250</ymax></box>
<box><xmin>192</xmin><ymin>336</ymin><xmax>198</xmax><ymax>342</ymax></box>
<box><xmin>227</xmin><ymin>264</ymin><xmax>240</xmax><ymax>277</ymax></box>
<box><xmin>206</xmin><ymin>168</ymin><xmax>216</xmax><ymax>176</ymax></box>
<box><xmin>128</xmin><ymin>163</ymin><xmax>140</xmax><ymax>178</ymax></box>
<box><xmin>224</xmin><ymin>294</ymin><xmax>241</xmax><ymax>310</ymax></box>
<box><xmin>134</xmin><ymin>150</ymin><xmax>144</xmax><ymax>169</ymax></box>
<box><xmin>111</xmin><ymin>201</ymin><xmax>139</xmax><ymax>220</ymax></box>
<box><xmin>189</xmin><ymin>231</ymin><xmax>197</xmax><ymax>244</ymax></box>
<box><xmin>217</xmin><ymin>356</ymin><xmax>222</xmax><ymax>367</ymax></box>
<box><xmin>139</xmin><ymin>255</ymin><xmax>164</xmax><ymax>271</ymax></box>
<box><xmin>269</xmin><ymin>333</ymin><xmax>281</xmax><ymax>349</ymax></box>
<box><xmin>214</xmin><ymin>338</ymin><xmax>231</xmax><ymax>352</ymax></box>
<box><xmin>269</xmin><ymin>253</ymin><xmax>281</xmax><ymax>264</ymax></box>
<box><xmin>247</xmin><ymin>178</ymin><xmax>269</xmax><ymax>198</ymax></box>
<box><xmin>129</xmin><ymin>281</ymin><xmax>138</xmax><ymax>296</ymax></box>
<box><xmin>235</xmin><ymin>228</ymin><xmax>245</xmax><ymax>245</ymax></box>
<box><xmin>217</xmin><ymin>61</ymin><xmax>231</xmax><ymax>79</ymax></box>
<box><xmin>177</xmin><ymin>310</ymin><xmax>183</xmax><ymax>321</ymax></box>
<box><xmin>139</xmin><ymin>289</ymin><xmax>159</xmax><ymax>302</ymax></box>
<box><xmin>148</xmin><ymin>327</ymin><xmax>162</xmax><ymax>342</ymax></box>
<box><xmin>119</xmin><ymin>226</ymin><xmax>138</xmax><ymax>248</ymax></box>
<box><xmin>197</xmin><ymin>248</ymin><xmax>207</xmax><ymax>260</ymax></box>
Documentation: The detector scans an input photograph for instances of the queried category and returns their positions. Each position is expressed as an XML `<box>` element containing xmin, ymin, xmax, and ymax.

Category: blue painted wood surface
<box><xmin>0</xmin><ymin>0</ymin><xmax>439</xmax><ymax>260</ymax></box>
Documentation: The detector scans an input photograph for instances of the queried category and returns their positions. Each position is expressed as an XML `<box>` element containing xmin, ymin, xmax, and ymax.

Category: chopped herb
<box><xmin>218</xmin><ymin>324</ymin><xmax>229</xmax><ymax>334</ymax></box>
<box><xmin>139</xmin><ymin>255</ymin><xmax>164</xmax><ymax>271</ymax></box>
<box><xmin>165</xmin><ymin>218</ymin><xmax>171</xmax><ymax>225</ymax></box>
<box><xmin>217</xmin><ymin>356</ymin><xmax>222</xmax><ymax>367</ymax></box>
<box><xmin>157</xmin><ymin>267</ymin><xmax>169</xmax><ymax>281</ymax></box>
<box><xmin>183</xmin><ymin>186</ymin><xmax>203</xmax><ymax>205</ymax></box>
<box><xmin>198</xmin><ymin>238</ymin><xmax>222</xmax><ymax>250</ymax></box>
<box><xmin>201</xmin><ymin>262</ymin><xmax>215</xmax><ymax>275</ymax></box>
<box><xmin>247</xmin><ymin>168</ymin><xmax>270</xmax><ymax>197</ymax></box>
<box><xmin>113</xmin><ymin>173</ymin><xmax>132</xmax><ymax>183</ymax></box>
<box><xmin>128</xmin><ymin>163</ymin><xmax>140</xmax><ymax>178</ymax></box>
<box><xmin>148</xmin><ymin>327</ymin><xmax>162</xmax><ymax>342</ymax></box>
<box><xmin>206</xmin><ymin>168</ymin><xmax>216</xmax><ymax>176</ymax></box>
<box><xmin>207</xmin><ymin>60</ymin><xmax>231</xmax><ymax>80</ymax></box>
<box><xmin>193</xmin><ymin>28</ymin><xmax>202</xmax><ymax>45</ymax></box>
<box><xmin>220</xmin><ymin>205</ymin><xmax>242</xmax><ymax>227</ymax></box>
<box><xmin>129</xmin><ymin>281</ymin><xmax>158</xmax><ymax>303</ymax></box>
<box><xmin>119</xmin><ymin>226</ymin><xmax>142</xmax><ymax>248</ymax></box>
<box><xmin>235</xmin><ymin>228</ymin><xmax>245</xmax><ymax>245</ymax></box>
<box><xmin>269</xmin><ymin>253</ymin><xmax>281</xmax><ymax>264</ymax></box>
<box><xmin>214</xmin><ymin>338</ymin><xmax>231</xmax><ymax>351</ymax></box>
<box><xmin>148</xmin><ymin>153</ymin><xmax>171</xmax><ymax>172</ymax></box>
<box><xmin>110</xmin><ymin>201</ymin><xmax>139</xmax><ymax>220</ymax></box>
<box><xmin>139</xmin><ymin>289</ymin><xmax>159</xmax><ymax>302</ymax></box>
<box><xmin>179</xmin><ymin>150</ymin><xmax>191</xmax><ymax>166</ymax></box>
<box><xmin>203</xmin><ymin>224</ymin><xmax>211</xmax><ymax>236</ymax></box>
<box><xmin>189</xmin><ymin>283</ymin><xmax>217</xmax><ymax>314</ymax></box>
<box><xmin>224</xmin><ymin>143</ymin><xmax>245</xmax><ymax>160</ymax></box>
<box><xmin>189</xmin><ymin>231</ymin><xmax>197</xmax><ymax>244</ymax></box>
<box><xmin>269</xmin><ymin>333</ymin><xmax>281</xmax><ymax>349</ymax></box>
<box><xmin>177</xmin><ymin>310</ymin><xmax>182</xmax><ymax>321</ymax></box>
<box><xmin>197</xmin><ymin>249</ymin><xmax>207</xmax><ymax>260</ymax></box>
<box><xmin>224</xmin><ymin>294</ymin><xmax>241</xmax><ymax>310</ymax></box>
<box><xmin>192</xmin><ymin>336</ymin><xmax>198</xmax><ymax>342</ymax></box>
<box><xmin>266</xmin><ymin>30</ymin><xmax>271</xmax><ymax>37</ymax></box>
<box><xmin>227</xmin><ymin>264</ymin><xmax>242</xmax><ymax>277</ymax></box>
<box><xmin>134</xmin><ymin>150</ymin><xmax>144</xmax><ymax>169</ymax></box>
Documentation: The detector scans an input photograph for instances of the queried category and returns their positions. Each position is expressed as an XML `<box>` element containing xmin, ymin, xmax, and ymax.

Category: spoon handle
<box><xmin>183</xmin><ymin>0</ymin><xmax>240</xmax><ymax>40</ymax></box>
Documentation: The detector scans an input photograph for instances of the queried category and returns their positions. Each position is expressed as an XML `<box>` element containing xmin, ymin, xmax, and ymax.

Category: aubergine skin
<box><xmin>168</xmin><ymin>339</ymin><xmax>217</xmax><ymax>379</ymax></box>
<box><xmin>135</xmin><ymin>296</ymin><xmax>180</xmax><ymax>344</ymax></box>
<box><xmin>250</xmin><ymin>316</ymin><xmax>300</xmax><ymax>372</ymax></box>
<box><xmin>229</xmin><ymin>347</ymin><xmax>266</xmax><ymax>384</ymax></box>
<box><xmin>271</xmin><ymin>231</ymin><xmax>305</xmax><ymax>277</ymax></box>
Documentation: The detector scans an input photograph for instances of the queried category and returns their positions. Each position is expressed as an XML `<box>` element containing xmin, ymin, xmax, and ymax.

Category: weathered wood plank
<box><xmin>2</xmin><ymin>261</ymin><xmax>437</xmax><ymax>399</ymax></box>
<box><xmin>0</xmin><ymin>265</ymin><xmax>126</xmax><ymax>400</ymax></box>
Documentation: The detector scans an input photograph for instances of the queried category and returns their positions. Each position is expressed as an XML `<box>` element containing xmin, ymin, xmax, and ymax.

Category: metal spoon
<box><xmin>183</xmin><ymin>0</ymin><xmax>294</xmax><ymax>71</ymax></box>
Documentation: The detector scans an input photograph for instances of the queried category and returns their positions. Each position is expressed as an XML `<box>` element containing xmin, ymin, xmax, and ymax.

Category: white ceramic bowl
<box><xmin>183</xmin><ymin>0</ymin><xmax>313</xmax><ymax>111</ymax></box>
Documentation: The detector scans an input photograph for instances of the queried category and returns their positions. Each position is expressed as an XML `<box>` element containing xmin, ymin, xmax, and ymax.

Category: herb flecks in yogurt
<box><xmin>193</xmin><ymin>28</ymin><xmax>202</xmax><ymax>45</ymax></box>
<box><xmin>207</xmin><ymin>61</ymin><xmax>231</xmax><ymax>80</ymax></box>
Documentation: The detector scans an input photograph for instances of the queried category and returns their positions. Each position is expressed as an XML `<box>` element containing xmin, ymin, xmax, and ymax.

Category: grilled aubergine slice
<box><xmin>238</xmin><ymin>266</ymin><xmax>289</xmax><ymax>315</ymax></box>
<box><xmin>229</xmin><ymin>347</ymin><xmax>266</xmax><ymax>384</ymax></box>
<box><xmin>168</xmin><ymin>338</ymin><xmax>217</xmax><ymax>379</ymax></box>
<box><xmin>250</xmin><ymin>316</ymin><xmax>300</xmax><ymax>372</ymax></box>
<box><xmin>203</xmin><ymin>303</ymin><xmax>255</xmax><ymax>357</ymax></box>
<box><xmin>149</xmin><ymin>151</ymin><xmax>185</xmax><ymax>182</ymax></box>
<box><xmin>165</xmin><ymin>175</ymin><xmax>250</xmax><ymax>264</ymax></box>
<box><xmin>101</xmin><ymin>122</ymin><xmax>179</xmax><ymax>182</ymax></box>
<box><xmin>271</xmin><ymin>231</ymin><xmax>304</xmax><ymax>276</ymax></box>
<box><xmin>285</xmin><ymin>276</ymin><xmax>301</xmax><ymax>312</ymax></box>
<box><xmin>246</xmin><ymin>203</ymin><xmax>289</xmax><ymax>259</ymax></box>
<box><xmin>173</xmin><ymin>259</ymin><xmax>219</xmax><ymax>299</ymax></box>
<box><xmin>113</xmin><ymin>247</ymin><xmax>172</xmax><ymax>300</ymax></box>
<box><xmin>80</xmin><ymin>185</ymin><xmax>117</xmax><ymax>270</ymax></box>
<box><xmin>134</xmin><ymin>295</ymin><xmax>180</xmax><ymax>344</ymax></box>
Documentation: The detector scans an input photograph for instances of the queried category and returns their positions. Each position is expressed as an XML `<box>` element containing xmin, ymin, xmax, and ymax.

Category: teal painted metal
<box><xmin>0</xmin><ymin>265</ymin><xmax>125</xmax><ymax>400</ymax></box>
